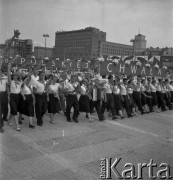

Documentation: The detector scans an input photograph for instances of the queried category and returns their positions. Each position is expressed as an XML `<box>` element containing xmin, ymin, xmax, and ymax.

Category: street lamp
<box><xmin>130</xmin><ymin>39</ymin><xmax>135</xmax><ymax>56</ymax></box>
<box><xmin>43</xmin><ymin>34</ymin><xmax>49</xmax><ymax>57</ymax></box>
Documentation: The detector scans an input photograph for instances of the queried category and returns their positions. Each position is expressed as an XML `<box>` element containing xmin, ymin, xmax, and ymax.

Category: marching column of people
<box><xmin>1</xmin><ymin>65</ymin><xmax>173</xmax><ymax>133</ymax></box>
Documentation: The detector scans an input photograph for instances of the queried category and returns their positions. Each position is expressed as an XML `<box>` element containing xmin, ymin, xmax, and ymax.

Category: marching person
<box><xmin>31</xmin><ymin>71</ymin><xmax>47</xmax><ymax>126</ymax></box>
<box><xmin>112</xmin><ymin>78</ymin><xmax>125</xmax><ymax>119</ymax></box>
<box><xmin>101</xmin><ymin>75</ymin><xmax>118</xmax><ymax>120</ymax></box>
<box><xmin>120</xmin><ymin>78</ymin><xmax>132</xmax><ymax>118</ymax></box>
<box><xmin>168</xmin><ymin>81</ymin><xmax>173</xmax><ymax>103</ymax></box>
<box><xmin>64</xmin><ymin>75</ymin><xmax>80</xmax><ymax>123</ymax></box>
<box><xmin>127</xmin><ymin>80</ymin><xmax>137</xmax><ymax>116</ymax></box>
<box><xmin>8</xmin><ymin>70</ymin><xmax>22</xmax><ymax>131</ymax></box>
<box><xmin>89</xmin><ymin>77</ymin><xmax>105</xmax><ymax>121</ymax></box>
<box><xmin>156</xmin><ymin>79</ymin><xmax>166</xmax><ymax>111</ymax></box>
<box><xmin>18</xmin><ymin>76</ymin><xmax>35</xmax><ymax>128</ymax></box>
<box><xmin>146</xmin><ymin>77</ymin><xmax>154</xmax><ymax>112</ymax></box>
<box><xmin>164</xmin><ymin>79</ymin><xmax>172</xmax><ymax>110</ymax></box>
<box><xmin>150</xmin><ymin>80</ymin><xmax>160</xmax><ymax>112</ymax></box>
<box><xmin>132</xmin><ymin>76</ymin><xmax>145</xmax><ymax>115</ymax></box>
<box><xmin>46</xmin><ymin>75</ymin><xmax>61</xmax><ymax>124</ymax></box>
<box><xmin>79</xmin><ymin>79</ymin><xmax>93</xmax><ymax>122</ymax></box>
<box><xmin>141</xmin><ymin>79</ymin><xmax>150</xmax><ymax>113</ymax></box>
<box><xmin>0</xmin><ymin>72</ymin><xmax>9</xmax><ymax>133</ymax></box>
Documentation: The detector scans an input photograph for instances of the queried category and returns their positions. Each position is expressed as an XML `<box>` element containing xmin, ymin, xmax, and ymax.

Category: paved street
<box><xmin>0</xmin><ymin>110</ymin><xmax>173</xmax><ymax>180</ymax></box>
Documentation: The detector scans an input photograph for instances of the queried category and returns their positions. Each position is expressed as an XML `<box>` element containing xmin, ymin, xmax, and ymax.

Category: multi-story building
<box><xmin>34</xmin><ymin>46</ymin><xmax>53</xmax><ymax>59</ymax></box>
<box><xmin>100</xmin><ymin>41</ymin><xmax>134</xmax><ymax>56</ymax></box>
<box><xmin>55</xmin><ymin>27</ymin><xmax>147</xmax><ymax>60</ymax></box>
<box><xmin>55</xmin><ymin>27</ymin><xmax>106</xmax><ymax>60</ymax></box>
<box><xmin>14</xmin><ymin>39</ymin><xmax>33</xmax><ymax>57</ymax></box>
<box><xmin>0</xmin><ymin>39</ymin><xmax>33</xmax><ymax>58</ymax></box>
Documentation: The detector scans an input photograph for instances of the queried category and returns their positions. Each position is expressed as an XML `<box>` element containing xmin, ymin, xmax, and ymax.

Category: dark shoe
<box><xmin>128</xmin><ymin>115</ymin><xmax>132</xmax><ymax>118</ymax></box>
<box><xmin>67</xmin><ymin>119</ymin><xmax>72</xmax><ymax>122</ymax></box>
<box><xmin>86</xmin><ymin>114</ymin><xmax>89</xmax><ymax>119</ymax></box>
<box><xmin>29</xmin><ymin>124</ymin><xmax>35</xmax><ymax>128</ymax></box>
<box><xmin>112</xmin><ymin>116</ymin><xmax>118</xmax><ymax>120</ymax></box>
<box><xmin>0</xmin><ymin>128</ymin><xmax>4</xmax><ymax>133</ymax></box>
<box><xmin>121</xmin><ymin>116</ymin><xmax>125</xmax><ymax>119</ymax></box>
<box><xmin>3</xmin><ymin>118</ymin><xmax>8</xmax><ymax>122</ymax></box>
<box><xmin>37</xmin><ymin>123</ymin><xmax>43</xmax><ymax>126</ymax></box>
<box><xmin>73</xmin><ymin>119</ymin><xmax>79</xmax><ymax>123</ymax></box>
<box><xmin>19</xmin><ymin>121</ymin><xmax>23</xmax><ymax>124</ymax></box>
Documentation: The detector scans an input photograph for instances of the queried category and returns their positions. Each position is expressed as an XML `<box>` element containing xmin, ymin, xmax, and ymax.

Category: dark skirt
<box><xmin>10</xmin><ymin>93</ymin><xmax>20</xmax><ymax>115</ymax></box>
<box><xmin>141</xmin><ymin>91</ymin><xmax>147</xmax><ymax>106</ymax></box>
<box><xmin>113</xmin><ymin>94</ymin><xmax>122</xmax><ymax>110</ymax></box>
<box><xmin>128</xmin><ymin>93</ymin><xmax>135</xmax><ymax>108</ymax></box>
<box><xmin>79</xmin><ymin>94</ymin><xmax>90</xmax><ymax>113</ymax></box>
<box><xmin>151</xmin><ymin>92</ymin><xmax>157</xmax><ymax>106</ymax></box>
<box><xmin>48</xmin><ymin>94</ymin><xmax>61</xmax><ymax>114</ymax></box>
<box><xmin>18</xmin><ymin>94</ymin><xmax>34</xmax><ymax>117</ymax></box>
<box><xmin>0</xmin><ymin>91</ymin><xmax>8</xmax><ymax>114</ymax></box>
<box><xmin>170</xmin><ymin>91</ymin><xmax>173</xmax><ymax>103</ymax></box>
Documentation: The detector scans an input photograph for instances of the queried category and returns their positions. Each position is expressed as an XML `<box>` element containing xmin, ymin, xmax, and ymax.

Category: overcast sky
<box><xmin>1</xmin><ymin>0</ymin><xmax>173</xmax><ymax>48</ymax></box>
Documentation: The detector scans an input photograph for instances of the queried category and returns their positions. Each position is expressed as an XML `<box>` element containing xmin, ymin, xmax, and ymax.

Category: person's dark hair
<box><xmin>152</xmin><ymin>80</ymin><xmax>156</xmax><ymax>84</ymax></box>
<box><xmin>141</xmin><ymin>79</ymin><xmax>145</xmax><ymax>84</ymax></box>
<box><xmin>102</xmin><ymin>74</ymin><xmax>106</xmax><ymax>78</ymax></box>
<box><xmin>108</xmin><ymin>74</ymin><xmax>112</xmax><ymax>80</ymax></box>
<box><xmin>128</xmin><ymin>80</ymin><xmax>132</xmax><ymax>84</ymax></box>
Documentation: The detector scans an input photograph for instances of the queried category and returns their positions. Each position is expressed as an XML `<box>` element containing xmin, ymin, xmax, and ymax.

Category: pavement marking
<box><xmin>90</xmin><ymin>114</ymin><xmax>173</xmax><ymax>142</ymax></box>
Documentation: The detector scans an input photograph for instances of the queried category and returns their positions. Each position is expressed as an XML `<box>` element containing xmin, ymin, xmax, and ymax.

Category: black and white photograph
<box><xmin>0</xmin><ymin>0</ymin><xmax>173</xmax><ymax>179</ymax></box>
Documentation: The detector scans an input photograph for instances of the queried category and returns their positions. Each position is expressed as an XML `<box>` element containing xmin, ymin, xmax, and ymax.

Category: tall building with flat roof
<box><xmin>55</xmin><ymin>27</ymin><xmax>106</xmax><ymax>60</ymax></box>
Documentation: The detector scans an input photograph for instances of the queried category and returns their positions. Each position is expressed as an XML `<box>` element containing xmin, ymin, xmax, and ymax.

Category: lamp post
<box><xmin>43</xmin><ymin>34</ymin><xmax>49</xmax><ymax>57</ymax></box>
<box><xmin>130</xmin><ymin>39</ymin><xmax>135</xmax><ymax>56</ymax></box>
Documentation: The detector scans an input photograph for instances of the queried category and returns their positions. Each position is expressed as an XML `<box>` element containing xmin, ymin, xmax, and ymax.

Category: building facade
<box><xmin>55</xmin><ymin>27</ymin><xmax>106</xmax><ymax>60</ymax></box>
<box><xmin>0</xmin><ymin>39</ymin><xmax>33</xmax><ymax>58</ymax></box>
<box><xmin>14</xmin><ymin>39</ymin><xmax>33</xmax><ymax>57</ymax></box>
<box><xmin>100</xmin><ymin>41</ymin><xmax>134</xmax><ymax>56</ymax></box>
<box><xmin>34</xmin><ymin>46</ymin><xmax>53</xmax><ymax>59</ymax></box>
<box><xmin>55</xmin><ymin>27</ymin><xmax>146</xmax><ymax>60</ymax></box>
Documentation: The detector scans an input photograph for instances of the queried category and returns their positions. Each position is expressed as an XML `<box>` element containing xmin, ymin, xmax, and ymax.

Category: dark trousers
<box><xmin>35</xmin><ymin>94</ymin><xmax>47</xmax><ymax>125</ymax></box>
<box><xmin>133</xmin><ymin>91</ymin><xmax>144</xmax><ymax>113</ymax></box>
<box><xmin>122</xmin><ymin>95</ymin><xmax>132</xmax><ymax>117</ymax></box>
<box><xmin>90</xmin><ymin>100</ymin><xmax>104</xmax><ymax>120</ymax></box>
<box><xmin>101</xmin><ymin>93</ymin><xmax>116</xmax><ymax>117</ymax></box>
<box><xmin>146</xmin><ymin>92</ymin><xmax>153</xmax><ymax>112</ymax></box>
<box><xmin>66</xmin><ymin>94</ymin><xmax>79</xmax><ymax>121</ymax></box>
<box><xmin>156</xmin><ymin>91</ymin><xmax>166</xmax><ymax>111</ymax></box>
<box><xmin>163</xmin><ymin>93</ymin><xmax>172</xmax><ymax>110</ymax></box>
<box><xmin>0</xmin><ymin>91</ymin><xmax>8</xmax><ymax>128</ymax></box>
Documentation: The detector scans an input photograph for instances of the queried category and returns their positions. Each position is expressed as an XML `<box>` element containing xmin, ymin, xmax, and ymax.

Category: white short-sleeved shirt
<box><xmin>0</xmin><ymin>76</ymin><xmax>8</xmax><ymax>92</ymax></box>
<box><xmin>80</xmin><ymin>85</ymin><xmax>87</xmax><ymax>95</ymax></box>
<box><xmin>21</xmin><ymin>84</ymin><xmax>32</xmax><ymax>95</ymax></box>
<box><xmin>134</xmin><ymin>82</ymin><xmax>141</xmax><ymax>92</ymax></box>
<box><xmin>64</xmin><ymin>82</ymin><xmax>75</xmax><ymax>92</ymax></box>
<box><xmin>30</xmin><ymin>75</ymin><xmax>46</xmax><ymax>93</ymax></box>
<box><xmin>10</xmin><ymin>81</ymin><xmax>21</xmax><ymax>94</ymax></box>
<box><xmin>113</xmin><ymin>85</ymin><xmax>120</xmax><ymax>95</ymax></box>
<box><xmin>48</xmin><ymin>83</ymin><xmax>60</xmax><ymax>93</ymax></box>
<box><xmin>127</xmin><ymin>87</ymin><xmax>133</xmax><ymax>94</ymax></box>
<box><xmin>150</xmin><ymin>84</ymin><xmax>156</xmax><ymax>92</ymax></box>
<box><xmin>103</xmin><ymin>83</ymin><xmax>112</xmax><ymax>94</ymax></box>
<box><xmin>168</xmin><ymin>84</ymin><xmax>173</xmax><ymax>91</ymax></box>
<box><xmin>141</xmin><ymin>85</ymin><xmax>146</xmax><ymax>92</ymax></box>
<box><xmin>120</xmin><ymin>84</ymin><xmax>127</xmax><ymax>95</ymax></box>
<box><xmin>156</xmin><ymin>84</ymin><xmax>161</xmax><ymax>91</ymax></box>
